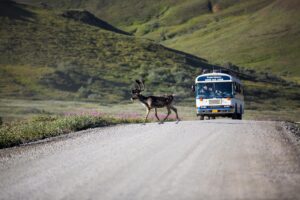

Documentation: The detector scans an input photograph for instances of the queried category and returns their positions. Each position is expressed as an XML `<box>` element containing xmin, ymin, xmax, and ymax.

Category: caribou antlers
<box><xmin>135</xmin><ymin>79</ymin><xmax>144</xmax><ymax>90</ymax></box>
<box><xmin>131</xmin><ymin>80</ymin><xmax>180</xmax><ymax>123</ymax></box>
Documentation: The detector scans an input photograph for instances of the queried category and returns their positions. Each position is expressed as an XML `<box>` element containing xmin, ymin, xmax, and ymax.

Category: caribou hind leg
<box><xmin>154</xmin><ymin>108</ymin><xmax>160</xmax><ymax>121</ymax></box>
<box><xmin>170</xmin><ymin>105</ymin><xmax>180</xmax><ymax>123</ymax></box>
<box><xmin>163</xmin><ymin>107</ymin><xmax>171</xmax><ymax>122</ymax></box>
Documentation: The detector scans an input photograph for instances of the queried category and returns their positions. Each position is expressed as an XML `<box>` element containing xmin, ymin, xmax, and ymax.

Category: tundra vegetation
<box><xmin>0</xmin><ymin>115</ymin><xmax>145</xmax><ymax>148</ymax></box>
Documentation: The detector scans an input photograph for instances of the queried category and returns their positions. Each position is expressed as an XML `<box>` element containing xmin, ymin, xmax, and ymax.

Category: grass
<box><xmin>0</xmin><ymin>98</ymin><xmax>186</xmax><ymax>149</ymax></box>
<box><xmin>245</xmin><ymin>110</ymin><xmax>300</xmax><ymax>123</ymax></box>
<box><xmin>0</xmin><ymin>98</ymin><xmax>194</xmax><ymax>122</ymax></box>
<box><xmin>0</xmin><ymin>114</ymin><xmax>143</xmax><ymax>149</ymax></box>
<box><xmin>1</xmin><ymin>98</ymin><xmax>299</xmax><ymax>149</ymax></box>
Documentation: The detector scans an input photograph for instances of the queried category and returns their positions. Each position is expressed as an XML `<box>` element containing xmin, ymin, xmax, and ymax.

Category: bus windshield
<box><xmin>196</xmin><ymin>82</ymin><xmax>233</xmax><ymax>98</ymax></box>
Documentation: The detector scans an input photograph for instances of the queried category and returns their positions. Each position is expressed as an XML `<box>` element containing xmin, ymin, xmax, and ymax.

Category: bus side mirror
<box><xmin>191</xmin><ymin>85</ymin><xmax>195</xmax><ymax>92</ymax></box>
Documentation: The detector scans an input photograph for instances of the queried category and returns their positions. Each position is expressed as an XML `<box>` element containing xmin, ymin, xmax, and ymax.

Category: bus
<box><xmin>193</xmin><ymin>72</ymin><xmax>244</xmax><ymax>120</ymax></box>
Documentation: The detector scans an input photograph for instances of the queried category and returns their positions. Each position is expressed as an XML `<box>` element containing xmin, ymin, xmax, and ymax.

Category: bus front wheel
<box><xmin>232</xmin><ymin>113</ymin><xmax>242</xmax><ymax>120</ymax></box>
<box><xmin>232</xmin><ymin>112</ymin><xmax>238</xmax><ymax>120</ymax></box>
<box><xmin>200</xmin><ymin>115</ymin><xmax>204</xmax><ymax>120</ymax></box>
<box><xmin>237</xmin><ymin>114</ymin><xmax>242</xmax><ymax>120</ymax></box>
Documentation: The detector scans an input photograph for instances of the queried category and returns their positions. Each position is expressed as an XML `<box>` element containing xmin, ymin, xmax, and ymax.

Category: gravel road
<box><xmin>0</xmin><ymin>120</ymin><xmax>300</xmax><ymax>200</ymax></box>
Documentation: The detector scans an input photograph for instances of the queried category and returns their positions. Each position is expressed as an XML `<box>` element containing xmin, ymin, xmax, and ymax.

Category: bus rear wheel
<box><xmin>232</xmin><ymin>113</ymin><xmax>238</xmax><ymax>120</ymax></box>
<box><xmin>232</xmin><ymin>113</ymin><xmax>242</xmax><ymax>120</ymax></box>
<box><xmin>237</xmin><ymin>114</ymin><xmax>242</xmax><ymax>120</ymax></box>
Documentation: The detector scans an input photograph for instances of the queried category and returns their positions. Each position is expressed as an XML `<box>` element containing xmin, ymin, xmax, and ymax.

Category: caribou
<box><xmin>131</xmin><ymin>80</ymin><xmax>180</xmax><ymax>123</ymax></box>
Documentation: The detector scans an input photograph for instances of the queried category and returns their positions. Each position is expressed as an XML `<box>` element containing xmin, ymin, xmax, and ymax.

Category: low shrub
<box><xmin>0</xmin><ymin>115</ymin><xmax>143</xmax><ymax>149</ymax></box>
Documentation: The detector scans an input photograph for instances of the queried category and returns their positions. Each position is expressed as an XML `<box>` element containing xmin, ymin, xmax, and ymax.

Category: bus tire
<box><xmin>232</xmin><ymin>104</ymin><xmax>238</xmax><ymax>120</ymax></box>
<box><xmin>238</xmin><ymin>105</ymin><xmax>243</xmax><ymax>120</ymax></box>
<box><xmin>200</xmin><ymin>115</ymin><xmax>204</xmax><ymax>120</ymax></box>
<box><xmin>233</xmin><ymin>113</ymin><xmax>242</xmax><ymax>120</ymax></box>
<box><xmin>232</xmin><ymin>113</ymin><xmax>237</xmax><ymax>119</ymax></box>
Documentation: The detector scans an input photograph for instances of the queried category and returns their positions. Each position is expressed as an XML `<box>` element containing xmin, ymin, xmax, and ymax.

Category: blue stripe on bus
<box><xmin>197</xmin><ymin>107</ymin><xmax>232</xmax><ymax>111</ymax></box>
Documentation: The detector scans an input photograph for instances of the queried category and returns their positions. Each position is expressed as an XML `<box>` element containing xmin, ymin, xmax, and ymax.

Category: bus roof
<box><xmin>195</xmin><ymin>72</ymin><xmax>242</xmax><ymax>84</ymax></box>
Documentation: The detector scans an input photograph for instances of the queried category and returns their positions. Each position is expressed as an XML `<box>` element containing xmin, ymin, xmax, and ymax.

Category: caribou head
<box><xmin>131</xmin><ymin>80</ymin><xmax>144</xmax><ymax>101</ymax></box>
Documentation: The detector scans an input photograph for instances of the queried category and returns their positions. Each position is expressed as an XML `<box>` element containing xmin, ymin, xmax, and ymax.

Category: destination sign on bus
<box><xmin>197</xmin><ymin>75</ymin><xmax>231</xmax><ymax>82</ymax></box>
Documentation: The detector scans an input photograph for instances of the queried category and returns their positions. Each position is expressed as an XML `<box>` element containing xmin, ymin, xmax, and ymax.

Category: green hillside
<box><xmin>0</xmin><ymin>1</ymin><xmax>210</xmax><ymax>103</ymax></box>
<box><xmin>162</xmin><ymin>0</ymin><xmax>300</xmax><ymax>83</ymax></box>
<box><xmin>0</xmin><ymin>0</ymin><xmax>299</xmax><ymax>114</ymax></box>
<box><xmin>19</xmin><ymin>0</ymin><xmax>300</xmax><ymax>82</ymax></box>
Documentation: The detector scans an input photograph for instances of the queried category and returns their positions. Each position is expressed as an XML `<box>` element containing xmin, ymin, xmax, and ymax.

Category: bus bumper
<box><xmin>196</xmin><ymin>106</ymin><xmax>234</xmax><ymax>116</ymax></box>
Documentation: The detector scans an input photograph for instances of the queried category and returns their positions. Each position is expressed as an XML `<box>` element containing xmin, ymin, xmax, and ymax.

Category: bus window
<box><xmin>197</xmin><ymin>82</ymin><xmax>233</xmax><ymax>98</ymax></box>
<box><xmin>234</xmin><ymin>83</ymin><xmax>241</xmax><ymax>94</ymax></box>
<box><xmin>214</xmin><ymin>82</ymin><xmax>232</xmax><ymax>97</ymax></box>
<box><xmin>197</xmin><ymin>83</ymin><xmax>214</xmax><ymax>98</ymax></box>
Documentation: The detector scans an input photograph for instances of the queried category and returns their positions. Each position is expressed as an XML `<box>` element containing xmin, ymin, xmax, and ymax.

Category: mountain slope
<box><xmin>0</xmin><ymin>1</ymin><xmax>210</xmax><ymax>102</ymax></box>
<box><xmin>61</xmin><ymin>10</ymin><xmax>130</xmax><ymax>36</ymax></box>
<box><xmin>18</xmin><ymin>0</ymin><xmax>300</xmax><ymax>82</ymax></box>
<box><xmin>15</xmin><ymin>0</ymin><xmax>240</xmax><ymax>26</ymax></box>
<box><xmin>162</xmin><ymin>0</ymin><xmax>300</xmax><ymax>82</ymax></box>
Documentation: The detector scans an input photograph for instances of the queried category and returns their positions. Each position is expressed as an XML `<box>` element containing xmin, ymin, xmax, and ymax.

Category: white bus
<box><xmin>193</xmin><ymin>72</ymin><xmax>244</xmax><ymax>120</ymax></box>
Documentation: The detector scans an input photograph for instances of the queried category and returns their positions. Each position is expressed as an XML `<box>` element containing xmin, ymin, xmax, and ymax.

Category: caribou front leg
<box><xmin>170</xmin><ymin>106</ymin><xmax>180</xmax><ymax>123</ymax></box>
<box><xmin>144</xmin><ymin>108</ymin><xmax>151</xmax><ymax>124</ymax></box>
<box><xmin>155</xmin><ymin>108</ymin><xmax>164</xmax><ymax>124</ymax></box>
